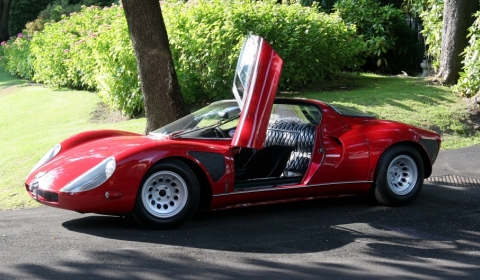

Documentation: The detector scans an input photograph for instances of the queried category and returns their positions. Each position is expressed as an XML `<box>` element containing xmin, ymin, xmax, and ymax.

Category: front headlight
<box><xmin>60</xmin><ymin>156</ymin><xmax>116</xmax><ymax>193</ymax></box>
<box><xmin>29</xmin><ymin>144</ymin><xmax>62</xmax><ymax>176</ymax></box>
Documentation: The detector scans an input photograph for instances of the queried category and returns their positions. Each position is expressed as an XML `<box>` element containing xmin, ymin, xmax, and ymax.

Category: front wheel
<box><xmin>132</xmin><ymin>159</ymin><xmax>200</xmax><ymax>229</ymax></box>
<box><xmin>373</xmin><ymin>145</ymin><xmax>425</xmax><ymax>206</ymax></box>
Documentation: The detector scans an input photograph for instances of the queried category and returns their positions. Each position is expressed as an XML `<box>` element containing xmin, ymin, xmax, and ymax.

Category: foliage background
<box><xmin>454</xmin><ymin>11</ymin><xmax>480</xmax><ymax>98</ymax></box>
<box><xmin>5</xmin><ymin>0</ymin><xmax>480</xmax><ymax>111</ymax></box>
<box><xmin>334</xmin><ymin>0</ymin><xmax>416</xmax><ymax>73</ymax></box>
<box><xmin>8</xmin><ymin>0</ymin><xmax>52</xmax><ymax>35</ymax></box>
<box><xmin>9</xmin><ymin>0</ymin><xmax>117</xmax><ymax>35</ymax></box>
<box><xmin>418</xmin><ymin>0</ymin><xmax>443</xmax><ymax>71</ymax></box>
<box><xmin>1</xmin><ymin>0</ymin><xmax>366</xmax><ymax>115</ymax></box>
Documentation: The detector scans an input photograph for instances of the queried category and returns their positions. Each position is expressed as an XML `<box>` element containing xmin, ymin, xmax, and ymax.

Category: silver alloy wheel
<box><xmin>141</xmin><ymin>170</ymin><xmax>188</xmax><ymax>218</ymax></box>
<box><xmin>387</xmin><ymin>155</ymin><xmax>418</xmax><ymax>196</ymax></box>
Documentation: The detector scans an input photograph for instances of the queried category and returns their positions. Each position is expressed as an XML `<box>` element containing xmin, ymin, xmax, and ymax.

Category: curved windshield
<box><xmin>327</xmin><ymin>103</ymin><xmax>376</xmax><ymax>118</ymax></box>
<box><xmin>151</xmin><ymin>100</ymin><xmax>240</xmax><ymax>136</ymax></box>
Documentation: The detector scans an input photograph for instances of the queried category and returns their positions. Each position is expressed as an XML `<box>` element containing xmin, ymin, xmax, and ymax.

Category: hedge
<box><xmin>1</xmin><ymin>0</ymin><xmax>365</xmax><ymax>116</ymax></box>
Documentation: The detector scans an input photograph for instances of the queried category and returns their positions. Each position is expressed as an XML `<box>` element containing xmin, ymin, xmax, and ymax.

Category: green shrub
<box><xmin>164</xmin><ymin>0</ymin><xmax>365</xmax><ymax>101</ymax></box>
<box><xmin>92</xmin><ymin>8</ymin><xmax>142</xmax><ymax>116</ymax></box>
<box><xmin>30</xmin><ymin>11</ymin><xmax>87</xmax><ymax>88</ymax></box>
<box><xmin>419</xmin><ymin>0</ymin><xmax>443</xmax><ymax>71</ymax></box>
<box><xmin>29</xmin><ymin>5</ymin><xmax>142</xmax><ymax>115</ymax></box>
<box><xmin>23</xmin><ymin>0</ymin><xmax>118</xmax><ymax>37</ymax></box>
<box><xmin>9</xmin><ymin>0</ymin><xmax>52</xmax><ymax>35</ymax></box>
<box><xmin>334</xmin><ymin>0</ymin><xmax>412</xmax><ymax>72</ymax></box>
<box><xmin>9</xmin><ymin>0</ymin><xmax>117</xmax><ymax>36</ymax></box>
<box><xmin>0</xmin><ymin>34</ymin><xmax>34</xmax><ymax>79</ymax></box>
<box><xmin>454</xmin><ymin>11</ymin><xmax>480</xmax><ymax>97</ymax></box>
<box><xmin>3</xmin><ymin>0</ymin><xmax>364</xmax><ymax>116</ymax></box>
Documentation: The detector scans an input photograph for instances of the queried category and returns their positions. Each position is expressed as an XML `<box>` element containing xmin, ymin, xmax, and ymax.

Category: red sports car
<box><xmin>26</xmin><ymin>35</ymin><xmax>441</xmax><ymax>229</ymax></box>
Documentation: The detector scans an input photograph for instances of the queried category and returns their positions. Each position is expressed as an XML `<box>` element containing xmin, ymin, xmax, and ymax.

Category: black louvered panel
<box><xmin>285</xmin><ymin>154</ymin><xmax>310</xmax><ymax>172</ymax></box>
<box><xmin>265</xmin><ymin>129</ymin><xmax>298</xmax><ymax>147</ymax></box>
<box><xmin>265</xmin><ymin>121</ymin><xmax>316</xmax><ymax>173</ymax></box>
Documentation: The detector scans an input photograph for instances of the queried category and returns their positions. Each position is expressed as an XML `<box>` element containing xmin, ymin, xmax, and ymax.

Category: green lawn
<box><xmin>281</xmin><ymin>73</ymin><xmax>480</xmax><ymax>149</ymax></box>
<box><xmin>0</xmin><ymin>69</ymin><xmax>145</xmax><ymax>210</ymax></box>
<box><xmin>1</xmin><ymin>70</ymin><xmax>479</xmax><ymax>210</ymax></box>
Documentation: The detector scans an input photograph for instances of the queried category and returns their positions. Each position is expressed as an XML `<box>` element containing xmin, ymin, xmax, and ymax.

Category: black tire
<box><xmin>132</xmin><ymin>158</ymin><xmax>200</xmax><ymax>229</ymax></box>
<box><xmin>373</xmin><ymin>145</ymin><xmax>425</xmax><ymax>206</ymax></box>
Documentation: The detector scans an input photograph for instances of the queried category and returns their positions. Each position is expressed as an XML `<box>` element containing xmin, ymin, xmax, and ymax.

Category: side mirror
<box><xmin>218</xmin><ymin>111</ymin><xmax>229</xmax><ymax>119</ymax></box>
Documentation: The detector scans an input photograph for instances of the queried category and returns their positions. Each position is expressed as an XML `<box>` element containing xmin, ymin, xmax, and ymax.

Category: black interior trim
<box><xmin>235</xmin><ymin>145</ymin><xmax>294</xmax><ymax>180</ymax></box>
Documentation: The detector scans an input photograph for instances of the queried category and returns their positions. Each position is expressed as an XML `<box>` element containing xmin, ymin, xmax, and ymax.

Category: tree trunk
<box><xmin>0</xmin><ymin>0</ymin><xmax>12</xmax><ymax>42</ymax></box>
<box><xmin>122</xmin><ymin>0</ymin><xmax>189</xmax><ymax>134</ymax></box>
<box><xmin>437</xmin><ymin>0</ymin><xmax>479</xmax><ymax>84</ymax></box>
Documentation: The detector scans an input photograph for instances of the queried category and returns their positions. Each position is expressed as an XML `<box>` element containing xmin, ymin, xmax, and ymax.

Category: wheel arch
<box><xmin>378</xmin><ymin>141</ymin><xmax>433</xmax><ymax>178</ymax></box>
<box><xmin>152</xmin><ymin>156</ymin><xmax>213</xmax><ymax>211</ymax></box>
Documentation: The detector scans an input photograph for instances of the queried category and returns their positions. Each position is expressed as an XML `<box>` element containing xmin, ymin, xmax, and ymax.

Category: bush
<box><xmin>8</xmin><ymin>0</ymin><xmax>52</xmax><ymax>35</ymax></box>
<box><xmin>29</xmin><ymin>5</ymin><xmax>142</xmax><ymax>115</ymax></box>
<box><xmin>2</xmin><ymin>0</ymin><xmax>365</xmax><ymax>116</ymax></box>
<box><xmin>9</xmin><ymin>0</ymin><xmax>117</xmax><ymax>36</ymax></box>
<box><xmin>23</xmin><ymin>0</ymin><xmax>118</xmax><ymax>36</ymax></box>
<box><xmin>334</xmin><ymin>0</ymin><xmax>413</xmax><ymax>72</ymax></box>
<box><xmin>419</xmin><ymin>0</ymin><xmax>443</xmax><ymax>71</ymax></box>
<box><xmin>454</xmin><ymin>11</ymin><xmax>480</xmax><ymax>98</ymax></box>
<box><xmin>91</xmin><ymin>8</ymin><xmax>142</xmax><ymax>115</ymax></box>
<box><xmin>0</xmin><ymin>34</ymin><xmax>34</xmax><ymax>79</ymax></box>
<box><xmin>164</xmin><ymin>0</ymin><xmax>365</xmax><ymax>102</ymax></box>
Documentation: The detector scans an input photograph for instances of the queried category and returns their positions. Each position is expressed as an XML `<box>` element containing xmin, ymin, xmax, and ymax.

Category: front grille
<box><xmin>38</xmin><ymin>189</ymin><xmax>59</xmax><ymax>202</ymax></box>
<box><xmin>27</xmin><ymin>180</ymin><xmax>59</xmax><ymax>203</ymax></box>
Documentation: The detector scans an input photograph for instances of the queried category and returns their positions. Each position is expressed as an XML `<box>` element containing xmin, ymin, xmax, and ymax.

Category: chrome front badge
<box><xmin>29</xmin><ymin>180</ymin><xmax>39</xmax><ymax>201</ymax></box>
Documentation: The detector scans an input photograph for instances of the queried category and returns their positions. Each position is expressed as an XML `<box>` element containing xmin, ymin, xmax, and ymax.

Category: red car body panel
<box><xmin>25</xmin><ymin>98</ymin><xmax>440</xmax><ymax>214</ymax></box>
<box><xmin>25</xmin><ymin>35</ymin><xmax>441</xmax><ymax>219</ymax></box>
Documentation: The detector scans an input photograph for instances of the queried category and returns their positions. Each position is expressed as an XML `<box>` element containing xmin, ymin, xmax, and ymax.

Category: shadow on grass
<box><xmin>0</xmin><ymin>78</ymin><xmax>27</xmax><ymax>90</ymax></box>
<box><xmin>290</xmin><ymin>74</ymin><xmax>453</xmax><ymax>114</ymax></box>
<box><xmin>0</xmin><ymin>69</ymin><xmax>28</xmax><ymax>88</ymax></box>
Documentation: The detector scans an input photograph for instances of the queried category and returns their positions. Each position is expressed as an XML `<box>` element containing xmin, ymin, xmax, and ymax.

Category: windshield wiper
<box><xmin>171</xmin><ymin>115</ymin><xmax>240</xmax><ymax>139</ymax></box>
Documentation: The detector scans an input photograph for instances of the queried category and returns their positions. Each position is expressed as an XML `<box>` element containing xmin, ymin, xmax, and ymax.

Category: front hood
<box><xmin>27</xmin><ymin>135</ymin><xmax>166</xmax><ymax>191</ymax></box>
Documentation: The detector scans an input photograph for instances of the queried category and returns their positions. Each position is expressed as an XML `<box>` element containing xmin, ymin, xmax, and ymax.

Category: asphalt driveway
<box><xmin>1</xmin><ymin>146</ymin><xmax>479</xmax><ymax>279</ymax></box>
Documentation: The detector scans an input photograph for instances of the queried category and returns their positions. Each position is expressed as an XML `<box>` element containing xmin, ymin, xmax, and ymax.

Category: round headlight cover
<box><xmin>61</xmin><ymin>156</ymin><xmax>116</xmax><ymax>193</ymax></box>
<box><xmin>29</xmin><ymin>144</ymin><xmax>61</xmax><ymax>176</ymax></box>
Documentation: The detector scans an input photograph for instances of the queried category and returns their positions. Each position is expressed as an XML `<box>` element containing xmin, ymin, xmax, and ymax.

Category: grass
<box><xmin>281</xmin><ymin>72</ymin><xmax>480</xmax><ymax>150</ymax></box>
<box><xmin>0</xmin><ymin>69</ymin><xmax>145</xmax><ymax>210</ymax></box>
<box><xmin>1</xmin><ymin>70</ymin><xmax>479</xmax><ymax>210</ymax></box>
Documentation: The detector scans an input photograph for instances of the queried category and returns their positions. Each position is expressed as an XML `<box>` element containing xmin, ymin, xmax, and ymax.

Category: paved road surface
<box><xmin>1</xmin><ymin>146</ymin><xmax>479</xmax><ymax>279</ymax></box>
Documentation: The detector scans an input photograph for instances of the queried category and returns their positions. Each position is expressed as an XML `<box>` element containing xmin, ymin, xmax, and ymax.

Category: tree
<box><xmin>437</xmin><ymin>0</ymin><xmax>479</xmax><ymax>84</ymax></box>
<box><xmin>8</xmin><ymin>0</ymin><xmax>52</xmax><ymax>36</ymax></box>
<box><xmin>0</xmin><ymin>0</ymin><xmax>12</xmax><ymax>42</ymax></box>
<box><xmin>122</xmin><ymin>0</ymin><xmax>189</xmax><ymax>133</ymax></box>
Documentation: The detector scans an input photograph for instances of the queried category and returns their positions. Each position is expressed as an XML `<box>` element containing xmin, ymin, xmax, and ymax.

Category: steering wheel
<box><xmin>213</xmin><ymin>127</ymin><xmax>227</xmax><ymax>138</ymax></box>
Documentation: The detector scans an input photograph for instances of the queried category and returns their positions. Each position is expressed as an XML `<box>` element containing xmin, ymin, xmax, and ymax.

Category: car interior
<box><xmin>232</xmin><ymin>102</ymin><xmax>321</xmax><ymax>190</ymax></box>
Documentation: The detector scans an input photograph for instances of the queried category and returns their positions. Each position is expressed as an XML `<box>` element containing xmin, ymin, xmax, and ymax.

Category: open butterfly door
<box><xmin>231</xmin><ymin>35</ymin><xmax>283</xmax><ymax>149</ymax></box>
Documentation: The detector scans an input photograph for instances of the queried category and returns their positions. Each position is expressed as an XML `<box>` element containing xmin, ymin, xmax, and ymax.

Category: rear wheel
<box><xmin>132</xmin><ymin>159</ymin><xmax>200</xmax><ymax>229</ymax></box>
<box><xmin>373</xmin><ymin>145</ymin><xmax>424</xmax><ymax>206</ymax></box>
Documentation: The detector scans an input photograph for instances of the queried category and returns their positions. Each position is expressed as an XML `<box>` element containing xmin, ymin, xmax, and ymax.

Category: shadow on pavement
<box><xmin>5</xmin><ymin>183</ymin><xmax>478</xmax><ymax>279</ymax></box>
<box><xmin>64</xmin><ymin>183</ymin><xmax>480</xmax><ymax>248</ymax></box>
